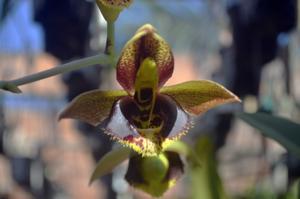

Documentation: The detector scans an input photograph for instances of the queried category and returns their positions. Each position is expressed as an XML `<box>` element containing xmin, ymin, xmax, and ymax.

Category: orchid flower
<box><xmin>59</xmin><ymin>24</ymin><xmax>240</xmax><ymax>156</ymax></box>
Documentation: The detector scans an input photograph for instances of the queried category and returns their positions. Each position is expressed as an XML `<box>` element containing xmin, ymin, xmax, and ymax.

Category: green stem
<box><xmin>0</xmin><ymin>54</ymin><xmax>109</xmax><ymax>93</ymax></box>
<box><xmin>106</xmin><ymin>21</ymin><xmax>115</xmax><ymax>56</ymax></box>
<box><xmin>105</xmin><ymin>21</ymin><xmax>117</xmax><ymax>68</ymax></box>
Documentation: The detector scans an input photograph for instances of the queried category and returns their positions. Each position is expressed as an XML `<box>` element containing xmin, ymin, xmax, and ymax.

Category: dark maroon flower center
<box><xmin>120</xmin><ymin>94</ymin><xmax>177</xmax><ymax>138</ymax></box>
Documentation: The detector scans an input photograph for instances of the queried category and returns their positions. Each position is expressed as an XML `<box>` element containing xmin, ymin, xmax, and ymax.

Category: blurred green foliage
<box><xmin>188</xmin><ymin>136</ymin><xmax>228</xmax><ymax>199</ymax></box>
<box><xmin>187</xmin><ymin>111</ymin><xmax>300</xmax><ymax>199</ymax></box>
<box><xmin>236</xmin><ymin>112</ymin><xmax>300</xmax><ymax>158</ymax></box>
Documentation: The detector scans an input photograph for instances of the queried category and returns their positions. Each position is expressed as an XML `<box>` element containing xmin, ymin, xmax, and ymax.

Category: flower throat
<box><xmin>133</xmin><ymin>58</ymin><xmax>161</xmax><ymax>129</ymax></box>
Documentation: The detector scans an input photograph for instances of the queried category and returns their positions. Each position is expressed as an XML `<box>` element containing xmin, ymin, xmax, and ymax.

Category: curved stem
<box><xmin>0</xmin><ymin>54</ymin><xmax>109</xmax><ymax>93</ymax></box>
<box><xmin>105</xmin><ymin>21</ymin><xmax>115</xmax><ymax>56</ymax></box>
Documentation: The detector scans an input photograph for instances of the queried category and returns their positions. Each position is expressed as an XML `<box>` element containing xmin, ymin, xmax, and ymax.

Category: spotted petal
<box><xmin>117</xmin><ymin>24</ymin><xmax>174</xmax><ymax>94</ymax></box>
<box><xmin>104</xmin><ymin>94</ymin><xmax>193</xmax><ymax>156</ymax></box>
<box><xmin>160</xmin><ymin>80</ymin><xmax>240</xmax><ymax>115</ymax></box>
<box><xmin>59</xmin><ymin>90</ymin><xmax>127</xmax><ymax>126</ymax></box>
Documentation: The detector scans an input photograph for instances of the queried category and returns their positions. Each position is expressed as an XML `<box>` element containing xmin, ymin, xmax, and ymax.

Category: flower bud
<box><xmin>95</xmin><ymin>0</ymin><xmax>133</xmax><ymax>22</ymax></box>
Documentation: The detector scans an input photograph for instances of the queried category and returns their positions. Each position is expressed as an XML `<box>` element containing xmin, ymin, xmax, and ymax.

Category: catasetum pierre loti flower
<box><xmin>59</xmin><ymin>24</ymin><xmax>240</xmax><ymax>156</ymax></box>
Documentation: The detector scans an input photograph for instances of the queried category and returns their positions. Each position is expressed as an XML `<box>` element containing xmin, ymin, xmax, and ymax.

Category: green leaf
<box><xmin>89</xmin><ymin>146</ymin><xmax>131</xmax><ymax>185</ymax></box>
<box><xmin>282</xmin><ymin>179</ymin><xmax>300</xmax><ymax>199</ymax></box>
<box><xmin>161</xmin><ymin>80</ymin><xmax>240</xmax><ymax>115</ymax></box>
<box><xmin>59</xmin><ymin>89</ymin><xmax>127</xmax><ymax>126</ymax></box>
<box><xmin>236</xmin><ymin>112</ymin><xmax>300</xmax><ymax>157</ymax></box>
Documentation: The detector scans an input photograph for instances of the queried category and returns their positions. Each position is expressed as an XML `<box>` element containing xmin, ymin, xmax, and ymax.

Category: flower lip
<box><xmin>125</xmin><ymin>151</ymin><xmax>184</xmax><ymax>197</ymax></box>
<box><xmin>103</xmin><ymin>94</ymin><xmax>193</xmax><ymax>156</ymax></box>
<box><xmin>119</xmin><ymin>95</ymin><xmax>178</xmax><ymax>138</ymax></box>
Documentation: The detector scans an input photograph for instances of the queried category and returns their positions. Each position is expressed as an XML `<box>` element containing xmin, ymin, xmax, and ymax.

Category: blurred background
<box><xmin>0</xmin><ymin>0</ymin><xmax>299</xmax><ymax>198</ymax></box>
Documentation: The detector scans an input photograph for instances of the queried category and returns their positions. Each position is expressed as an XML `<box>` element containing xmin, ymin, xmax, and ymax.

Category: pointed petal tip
<box><xmin>57</xmin><ymin>109</ymin><xmax>66</xmax><ymax>121</ymax></box>
<box><xmin>136</xmin><ymin>24</ymin><xmax>156</xmax><ymax>34</ymax></box>
<box><xmin>235</xmin><ymin>95</ymin><xmax>242</xmax><ymax>103</ymax></box>
<box><xmin>57</xmin><ymin>110</ymin><xmax>72</xmax><ymax>123</ymax></box>
<box><xmin>57</xmin><ymin>108</ymin><xmax>100</xmax><ymax>126</ymax></box>
<box><xmin>204</xmin><ymin>80</ymin><xmax>241</xmax><ymax>103</ymax></box>
<box><xmin>88</xmin><ymin>177</ymin><xmax>95</xmax><ymax>186</ymax></box>
<box><xmin>223</xmin><ymin>91</ymin><xmax>241</xmax><ymax>104</ymax></box>
<box><xmin>57</xmin><ymin>115</ymin><xmax>63</xmax><ymax>122</ymax></box>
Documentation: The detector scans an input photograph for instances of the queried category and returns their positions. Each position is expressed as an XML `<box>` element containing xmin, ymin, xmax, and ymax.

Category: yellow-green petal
<box><xmin>89</xmin><ymin>146</ymin><xmax>131</xmax><ymax>185</ymax></box>
<box><xmin>160</xmin><ymin>80</ymin><xmax>240</xmax><ymax>115</ymax></box>
<box><xmin>59</xmin><ymin>89</ymin><xmax>127</xmax><ymax>126</ymax></box>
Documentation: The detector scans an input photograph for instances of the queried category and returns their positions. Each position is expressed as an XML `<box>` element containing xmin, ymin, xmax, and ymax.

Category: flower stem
<box><xmin>0</xmin><ymin>54</ymin><xmax>109</xmax><ymax>93</ymax></box>
<box><xmin>105</xmin><ymin>21</ymin><xmax>116</xmax><ymax>67</ymax></box>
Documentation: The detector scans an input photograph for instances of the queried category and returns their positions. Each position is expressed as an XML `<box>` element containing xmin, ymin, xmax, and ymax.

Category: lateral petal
<box><xmin>160</xmin><ymin>80</ymin><xmax>240</xmax><ymax>115</ymax></box>
<box><xmin>59</xmin><ymin>90</ymin><xmax>127</xmax><ymax>126</ymax></box>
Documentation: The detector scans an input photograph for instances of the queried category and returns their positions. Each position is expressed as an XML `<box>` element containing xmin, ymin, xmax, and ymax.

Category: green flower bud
<box><xmin>95</xmin><ymin>0</ymin><xmax>133</xmax><ymax>22</ymax></box>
